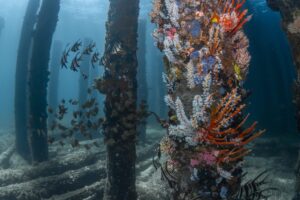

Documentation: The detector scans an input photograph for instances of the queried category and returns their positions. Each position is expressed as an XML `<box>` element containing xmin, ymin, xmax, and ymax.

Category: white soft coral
<box><xmin>164</xmin><ymin>0</ymin><xmax>180</xmax><ymax>27</ymax></box>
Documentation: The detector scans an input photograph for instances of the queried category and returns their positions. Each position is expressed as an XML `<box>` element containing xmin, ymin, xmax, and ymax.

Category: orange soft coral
<box><xmin>207</xmin><ymin>89</ymin><xmax>264</xmax><ymax>144</ymax></box>
<box><xmin>219</xmin><ymin>0</ymin><xmax>252</xmax><ymax>34</ymax></box>
<box><xmin>205</xmin><ymin>89</ymin><xmax>264</xmax><ymax>163</ymax></box>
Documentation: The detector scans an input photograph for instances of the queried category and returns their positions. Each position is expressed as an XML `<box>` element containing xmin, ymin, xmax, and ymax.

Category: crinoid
<box><xmin>234</xmin><ymin>171</ymin><xmax>279</xmax><ymax>200</ymax></box>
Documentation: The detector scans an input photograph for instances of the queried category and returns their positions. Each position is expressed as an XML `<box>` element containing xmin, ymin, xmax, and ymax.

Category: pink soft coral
<box><xmin>166</xmin><ymin>28</ymin><xmax>177</xmax><ymax>40</ymax></box>
<box><xmin>190</xmin><ymin>151</ymin><xmax>217</xmax><ymax>167</ymax></box>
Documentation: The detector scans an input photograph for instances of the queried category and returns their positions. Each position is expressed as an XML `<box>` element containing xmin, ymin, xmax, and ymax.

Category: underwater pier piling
<box><xmin>266</xmin><ymin>0</ymin><xmax>300</xmax><ymax>132</ymax></box>
<box><xmin>101</xmin><ymin>0</ymin><xmax>140</xmax><ymax>199</ymax></box>
<box><xmin>266</xmin><ymin>1</ymin><xmax>300</xmax><ymax>199</ymax></box>
<box><xmin>28</xmin><ymin>0</ymin><xmax>60</xmax><ymax>163</ymax></box>
<box><xmin>14</xmin><ymin>0</ymin><xmax>41</xmax><ymax>161</ymax></box>
<box><xmin>2</xmin><ymin>0</ymin><xmax>298</xmax><ymax>199</ymax></box>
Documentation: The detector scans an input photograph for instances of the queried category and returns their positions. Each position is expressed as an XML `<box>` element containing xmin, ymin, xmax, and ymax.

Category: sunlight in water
<box><xmin>61</xmin><ymin>0</ymin><xmax>109</xmax><ymax>20</ymax></box>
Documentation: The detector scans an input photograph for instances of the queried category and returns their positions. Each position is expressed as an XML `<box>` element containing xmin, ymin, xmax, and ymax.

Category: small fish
<box><xmin>110</xmin><ymin>42</ymin><xmax>124</xmax><ymax>55</ymax></box>
<box><xmin>71</xmin><ymin>40</ymin><xmax>82</xmax><ymax>52</ymax></box>
<box><xmin>100</xmin><ymin>55</ymin><xmax>109</xmax><ymax>66</ymax></box>
<box><xmin>73</xmin><ymin>111</ymin><xmax>79</xmax><ymax>119</ymax></box>
<box><xmin>58</xmin><ymin>104</ymin><xmax>68</xmax><ymax>117</ymax></box>
<box><xmin>71</xmin><ymin>100</ymin><xmax>79</xmax><ymax>105</ymax></box>
<box><xmin>234</xmin><ymin>64</ymin><xmax>243</xmax><ymax>81</ymax></box>
<box><xmin>170</xmin><ymin>115</ymin><xmax>177</xmax><ymax>122</ymax></box>
<box><xmin>91</xmin><ymin>52</ymin><xmax>100</xmax><ymax>68</ymax></box>
<box><xmin>82</xmin><ymin>98</ymin><xmax>96</xmax><ymax>109</ymax></box>
<box><xmin>83</xmin><ymin>42</ymin><xmax>96</xmax><ymax>55</ymax></box>
<box><xmin>211</xmin><ymin>13</ymin><xmax>220</xmax><ymax>23</ymax></box>
<box><xmin>70</xmin><ymin>53</ymin><xmax>82</xmax><ymax>72</ymax></box>
<box><xmin>60</xmin><ymin>48</ymin><xmax>70</xmax><ymax>69</ymax></box>
<box><xmin>81</xmin><ymin>72</ymin><xmax>88</xmax><ymax>80</ymax></box>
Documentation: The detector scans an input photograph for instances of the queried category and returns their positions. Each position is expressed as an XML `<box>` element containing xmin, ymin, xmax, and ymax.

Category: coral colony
<box><xmin>151</xmin><ymin>0</ymin><xmax>265</xmax><ymax>199</ymax></box>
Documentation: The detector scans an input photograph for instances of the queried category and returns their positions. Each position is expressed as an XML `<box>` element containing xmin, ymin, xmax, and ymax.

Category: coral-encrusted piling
<box><xmin>100</xmin><ymin>0</ymin><xmax>139</xmax><ymax>199</ymax></box>
<box><xmin>28</xmin><ymin>0</ymin><xmax>60</xmax><ymax>163</ymax></box>
<box><xmin>264</xmin><ymin>1</ymin><xmax>300</xmax><ymax>199</ymax></box>
<box><xmin>267</xmin><ymin>0</ymin><xmax>300</xmax><ymax>131</ymax></box>
<box><xmin>151</xmin><ymin>0</ymin><xmax>264</xmax><ymax>199</ymax></box>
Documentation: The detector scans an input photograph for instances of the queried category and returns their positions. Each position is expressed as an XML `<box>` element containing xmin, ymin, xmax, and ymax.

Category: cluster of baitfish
<box><xmin>151</xmin><ymin>0</ymin><xmax>265</xmax><ymax>199</ymax></box>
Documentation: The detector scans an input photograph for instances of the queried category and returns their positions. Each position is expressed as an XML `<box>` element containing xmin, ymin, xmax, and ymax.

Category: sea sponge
<box><xmin>288</xmin><ymin>16</ymin><xmax>300</xmax><ymax>34</ymax></box>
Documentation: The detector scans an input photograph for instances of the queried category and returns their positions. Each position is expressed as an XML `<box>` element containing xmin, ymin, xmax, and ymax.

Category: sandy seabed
<box><xmin>0</xmin><ymin>128</ymin><xmax>297</xmax><ymax>200</ymax></box>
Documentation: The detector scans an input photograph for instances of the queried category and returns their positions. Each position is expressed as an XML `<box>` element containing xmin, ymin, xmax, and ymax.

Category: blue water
<box><xmin>245</xmin><ymin>0</ymin><xmax>297</xmax><ymax>138</ymax></box>
<box><xmin>0</xmin><ymin>0</ymin><xmax>297</xmax><ymax>137</ymax></box>
<box><xmin>0</xmin><ymin>0</ymin><xmax>298</xmax><ymax>199</ymax></box>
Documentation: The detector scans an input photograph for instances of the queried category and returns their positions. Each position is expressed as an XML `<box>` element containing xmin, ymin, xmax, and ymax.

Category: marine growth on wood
<box><xmin>151</xmin><ymin>0</ymin><xmax>265</xmax><ymax>199</ymax></box>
